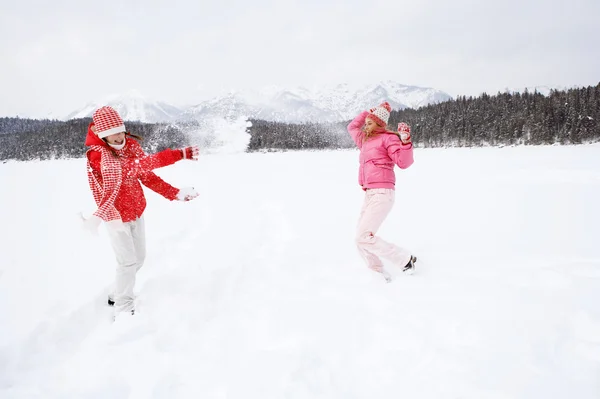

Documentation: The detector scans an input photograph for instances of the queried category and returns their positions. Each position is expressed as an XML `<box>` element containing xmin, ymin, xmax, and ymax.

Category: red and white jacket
<box><xmin>85</xmin><ymin>123</ymin><xmax>184</xmax><ymax>223</ymax></box>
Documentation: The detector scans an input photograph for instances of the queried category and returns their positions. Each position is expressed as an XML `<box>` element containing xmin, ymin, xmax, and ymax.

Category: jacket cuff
<box><xmin>166</xmin><ymin>186</ymin><xmax>180</xmax><ymax>201</ymax></box>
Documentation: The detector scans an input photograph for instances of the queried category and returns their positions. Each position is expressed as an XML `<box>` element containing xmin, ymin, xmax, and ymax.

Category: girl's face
<box><xmin>364</xmin><ymin>117</ymin><xmax>379</xmax><ymax>134</ymax></box>
<box><xmin>105</xmin><ymin>132</ymin><xmax>125</xmax><ymax>145</ymax></box>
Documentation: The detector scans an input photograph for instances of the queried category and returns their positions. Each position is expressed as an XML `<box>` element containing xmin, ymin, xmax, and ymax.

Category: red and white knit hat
<box><xmin>367</xmin><ymin>102</ymin><xmax>392</xmax><ymax>127</ymax></box>
<box><xmin>92</xmin><ymin>106</ymin><xmax>126</xmax><ymax>139</ymax></box>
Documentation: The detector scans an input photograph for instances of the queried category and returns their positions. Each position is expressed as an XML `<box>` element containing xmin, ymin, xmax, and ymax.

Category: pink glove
<box><xmin>181</xmin><ymin>146</ymin><xmax>200</xmax><ymax>160</ymax></box>
<box><xmin>398</xmin><ymin>122</ymin><xmax>411</xmax><ymax>144</ymax></box>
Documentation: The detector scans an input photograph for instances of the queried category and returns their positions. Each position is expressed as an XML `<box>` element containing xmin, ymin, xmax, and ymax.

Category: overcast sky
<box><xmin>1</xmin><ymin>0</ymin><xmax>598</xmax><ymax>118</ymax></box>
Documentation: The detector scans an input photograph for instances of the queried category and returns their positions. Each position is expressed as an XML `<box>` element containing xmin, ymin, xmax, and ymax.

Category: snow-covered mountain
<box><xmin>65</xmin><ymin>89</ymin><xmax>184</xmax><ymax>123</ymax></box>
<box><xmin>184</xmin><ymin>81</ymin><xmax>452</xmax><ymax>123</ymax></box>
<box><xmin>314</xmin><ymin>81</ymin><xmax>452</xmax><ymax>116</ymax></box>
<box><xmin>65</xmin><ymin>82</ymin><xmax>452</xmax><ymax>124</ymax></box>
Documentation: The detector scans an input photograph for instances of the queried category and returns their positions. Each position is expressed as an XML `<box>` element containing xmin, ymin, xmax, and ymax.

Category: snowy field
<box><xmin>1</xmin><ymin>144</ymin><xmax>599</xmax><ymax>398</ymax></box>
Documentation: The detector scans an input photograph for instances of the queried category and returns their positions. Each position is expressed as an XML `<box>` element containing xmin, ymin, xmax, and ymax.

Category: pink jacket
<box><xmin>347</xmin><ymin>111</ymin><xmax>414</xmax><ymax>190</ymax></box>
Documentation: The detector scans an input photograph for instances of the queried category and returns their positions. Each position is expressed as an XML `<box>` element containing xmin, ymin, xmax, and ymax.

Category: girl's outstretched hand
<box><xmin>398</xmin><ymin>122</ymin><xmax>411</xmax><ymax>144</ymax></box>
<box><xmin>181</xmin><ymin>146</ymin><xmax>200</xmax><ymax>160</ymax></box>
<box><xmin>176</xmin><ymin>187</ymin><xmax>199</xmax><ymax>202</ymax></box>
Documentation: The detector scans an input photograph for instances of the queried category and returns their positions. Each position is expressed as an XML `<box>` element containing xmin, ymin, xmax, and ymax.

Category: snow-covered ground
<box><xmin>1</xmin><ymin>144</ymin><xmax>599</xmax><ymax>398</ymax></box>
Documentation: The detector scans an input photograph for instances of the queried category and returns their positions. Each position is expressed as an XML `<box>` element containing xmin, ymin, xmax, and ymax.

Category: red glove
<box><xmin>398</xmin><ymin>123</ymin><xmax>411</xmax><ymax>144</ymax></box>
<box><xmin>181</xmin><ymin>146</ymin><xmax>200</xmax><ymax>160</ymax></box>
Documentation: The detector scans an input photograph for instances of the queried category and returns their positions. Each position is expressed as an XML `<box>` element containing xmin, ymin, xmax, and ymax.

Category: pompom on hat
<box><xmin>92</xmin><ymin>106</ymin><xmax>126</xmax><ymax>139</ymax></box>
<box><xmin>367</xmin><ymin>101</ymin><xmax>392</xmax><ymax>127</ymax></box>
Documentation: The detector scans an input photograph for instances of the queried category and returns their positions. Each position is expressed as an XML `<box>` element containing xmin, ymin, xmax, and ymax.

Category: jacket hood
<box><xmin>85</xmin><ymin>122</ymin><xmax>108</xmax><ymax>148</ymax></box>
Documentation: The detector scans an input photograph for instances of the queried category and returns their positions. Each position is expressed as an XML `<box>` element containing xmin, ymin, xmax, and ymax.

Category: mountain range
<box><xmin>65</xmin><ymin>82</ymin><xmax>453</xmax><ymax>124</ymax></box>
<box><xmin>65</xmin><ymin>90</ymin><xmax>183</xmax><ymax>123</ymax></box>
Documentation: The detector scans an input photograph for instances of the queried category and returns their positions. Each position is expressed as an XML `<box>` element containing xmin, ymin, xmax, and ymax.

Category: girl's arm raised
<box><xmin>386</xmin><ymin>136</ymin><xmax>414</xmax><ymax>169</ymax></box>
<box><xmin>127</xmin><ymin>141</ymin><xmax>199</xmax><ymax>175</ymax></box>
<box><xmin>125</xmin><ymin>147</ymin><xmax>183</xmax><ymax>174</ymax></box>
<box><xmin>347</xmin><ymin>111</ymin><xmax>369</xmax><ymax>147</ymax></box>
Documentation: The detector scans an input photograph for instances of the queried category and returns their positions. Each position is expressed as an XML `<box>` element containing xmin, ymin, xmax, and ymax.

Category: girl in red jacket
<box><xmin>347</xmin><ymin>102</ymin><xmax>417</xmax><ymax>282</ymax></box>
<box><xmin>81</xmin><ymin>106</ymin><xmax>199</xmax><ymax>316</ymax></box>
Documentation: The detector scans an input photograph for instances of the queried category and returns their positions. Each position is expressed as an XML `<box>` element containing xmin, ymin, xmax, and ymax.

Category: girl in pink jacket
<box><xmin>347</xmin><ymin>102</ymin><xmax>416</xmax><ymax>282</ymax></box>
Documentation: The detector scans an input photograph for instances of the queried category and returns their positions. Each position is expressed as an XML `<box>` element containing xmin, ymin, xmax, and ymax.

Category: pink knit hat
<box><xmin>92</xmin><ymin>106</ymin><xmax>126</xmax><ymax>139</ymax></box>
<box><xmin>367</xmin><ymin>102</ymin><xmax>392</xmax><ymax>127</ymax></box>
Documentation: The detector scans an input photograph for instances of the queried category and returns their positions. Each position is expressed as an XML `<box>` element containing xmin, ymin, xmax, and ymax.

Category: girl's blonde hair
<box><xmin>363</xmin><ymin>116</ymin><xmax>401</xmax><ymax>142</ymax></box>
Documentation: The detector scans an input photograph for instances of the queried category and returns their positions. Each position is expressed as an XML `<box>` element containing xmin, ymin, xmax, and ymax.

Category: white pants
<box><xmin>106</xmin><ymin>217</ymin><xmax>146</xmax><ymax>313</ymax></box>
<box><xmin>356</xmin><ymin>188</ymin><xmax>411</xmax><ymax>272</ymax></box>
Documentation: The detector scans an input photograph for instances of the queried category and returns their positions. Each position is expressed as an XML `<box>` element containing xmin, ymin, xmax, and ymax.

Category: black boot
<box><xmin>402</xmin><ymin>255</ymin><xmax>417</xmax><ymax>274</ymax></box>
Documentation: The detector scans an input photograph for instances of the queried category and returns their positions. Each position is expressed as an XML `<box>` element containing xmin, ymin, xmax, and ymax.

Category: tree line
<box><xmin>246</xmin><ymin>83</ymin><xmax>600</xmax><ymax>151</ymax></box>
<box><xmin>1</xmin><ymin>83</ymin><xmax>598</xmax><ymax>161</ymax></box>
<box><xmin>0</xmin><ymin>118</ymin><xmax>190</xmax><ymax>161</ymax></box>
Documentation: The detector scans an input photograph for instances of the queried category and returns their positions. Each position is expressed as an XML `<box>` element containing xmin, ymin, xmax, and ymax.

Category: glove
<box><xmin>79</xmin><ymin>213</ymin><xmax>102</xmax><ymax>235</ymax></box>
<box><xmin>398</xmin><ymin>122</ymin><xmax>411</xmax><ymax>144</ymax></box>
<box><xmin>176</xmin><ymin>187</ymin><xmax>199</xmax><ymax>201</ymax></box>
<box><xmin>181</xmin><ymin>146</ymin><xmax>200</xmax><ymax>160</ymax></box>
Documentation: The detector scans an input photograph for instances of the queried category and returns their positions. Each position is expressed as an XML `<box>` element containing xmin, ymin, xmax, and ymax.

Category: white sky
<box><xmin>1</xmin><ymin>0</ymin><xmax>598</xmax><ymax>118</ymax></box>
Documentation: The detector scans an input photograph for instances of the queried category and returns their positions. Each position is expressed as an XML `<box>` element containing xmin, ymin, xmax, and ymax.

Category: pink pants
<box><xmin>356</xmin><ymin>188</ymin><xmax>411</xmax><ymax>272</ymax></box>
